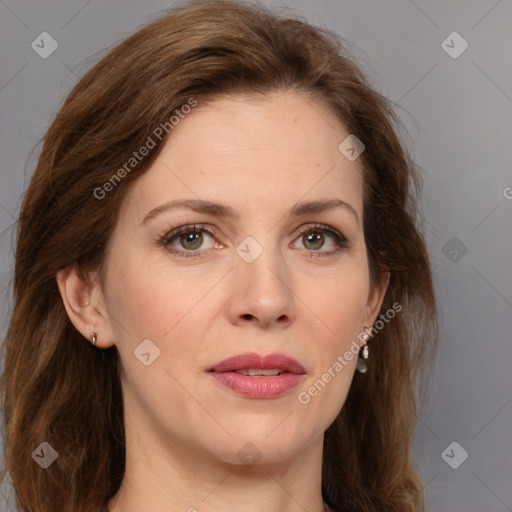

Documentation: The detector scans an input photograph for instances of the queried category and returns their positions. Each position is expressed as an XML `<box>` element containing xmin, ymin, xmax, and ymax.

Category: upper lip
<box><xmin>208</xmin><ymin>352</ymin><xmax>306</xmax><ymax>374</ymax></box>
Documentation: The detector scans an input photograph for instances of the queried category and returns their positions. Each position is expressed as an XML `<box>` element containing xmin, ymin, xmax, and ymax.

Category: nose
<box><xmin>227</xmin><ymin>242</ymin><xmax>296</xmax><ymax>329</ymax></box>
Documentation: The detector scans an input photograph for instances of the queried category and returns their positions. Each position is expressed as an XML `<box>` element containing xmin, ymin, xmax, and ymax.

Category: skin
<box><xmin>57</xmin><ymin>91</ymin><xmax>389</xmax><ymax>512</ymax></box>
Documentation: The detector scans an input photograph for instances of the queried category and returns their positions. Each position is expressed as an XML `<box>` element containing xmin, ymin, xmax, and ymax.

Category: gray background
<box><xmin>0</xmin><ymin>1</ymin><xmax>511</xmax><ymax>511</ymax></box>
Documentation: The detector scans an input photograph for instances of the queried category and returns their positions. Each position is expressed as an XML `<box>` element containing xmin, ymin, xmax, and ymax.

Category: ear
<box><xmin>364</xmin><ymin>269</ymin><xmax>391</xmax><ymax>327</ymax></box>
<box><xmin>56</xmin><ymin>264</ymin><xmax>116</xmax><ymax>348</ymax></box>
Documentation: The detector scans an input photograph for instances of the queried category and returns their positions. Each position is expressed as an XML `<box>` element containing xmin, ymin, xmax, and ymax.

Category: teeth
<box><xmin>235</xmin><ymin>368</ymin><xmax>282</xmax><ymax>376</ymax></box>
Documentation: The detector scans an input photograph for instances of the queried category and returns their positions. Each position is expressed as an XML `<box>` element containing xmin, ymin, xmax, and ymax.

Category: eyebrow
<box><xmin>140</xmin><ymin>198</ymin><xmax>359</xmax><ymax>226</ymax></box>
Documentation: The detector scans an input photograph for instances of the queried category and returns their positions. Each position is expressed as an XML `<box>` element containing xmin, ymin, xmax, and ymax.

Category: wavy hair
<box><xmin>0</xmin><ymin>1</ymin><xmax>437</xmax><ymax>511</ymax></box>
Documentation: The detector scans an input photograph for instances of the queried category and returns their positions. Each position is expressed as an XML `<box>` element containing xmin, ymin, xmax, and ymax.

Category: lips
<box><xmin>208</xmin><ymin>352</ymin><xmax>306</xmax><ymax>375</ymax></box>
<box><xmin>208</xmin><ymin>352</ymin><xmax>306</xmax><ymax>399</ymax></box>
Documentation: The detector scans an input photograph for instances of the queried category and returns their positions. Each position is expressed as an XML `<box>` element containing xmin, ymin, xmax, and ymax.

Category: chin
<box><xmin>202</xmin><ymin>422</ymin><xmax>316</xmax><ymax>467</ymax></box>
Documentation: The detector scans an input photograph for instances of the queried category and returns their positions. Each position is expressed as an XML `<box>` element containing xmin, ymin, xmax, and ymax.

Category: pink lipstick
<box><xmin>208</xmin><ymin>352</ymin><xmax>306</xmax><ymax>399</ymax></box>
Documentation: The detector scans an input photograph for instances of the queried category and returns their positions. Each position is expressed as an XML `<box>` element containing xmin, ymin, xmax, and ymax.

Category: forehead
<box><xmin>121</xmin><ymin>91</ymin><xmax>364</xmax><ymax>222</ymax></box>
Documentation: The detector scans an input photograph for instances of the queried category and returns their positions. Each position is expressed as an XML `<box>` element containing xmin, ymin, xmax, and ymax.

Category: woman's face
<box><xmin>88</xmin><ymin>91</ymin><xmax>387</xmax><ymax>466</ymax></box>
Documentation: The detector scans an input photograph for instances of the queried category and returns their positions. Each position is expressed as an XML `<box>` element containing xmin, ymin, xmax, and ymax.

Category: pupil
<box><xmin>305</xmin><ymin>232</ymin><xmax>323</xmax><ymax>250</ymax></box>
<box><xmin>181</xmin><ymin>231</ymin><xmax>202</xmax><ymax>249</ymax></box>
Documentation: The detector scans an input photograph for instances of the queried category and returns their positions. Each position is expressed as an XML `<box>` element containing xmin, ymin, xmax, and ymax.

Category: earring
<box><xmin>91</xmin><ymin>332</ymin><xmax>97</xmax><ymax>345</ymax></box>
<box><xmin>356</xmin><ymin>325</ymin><xmax>371</xmax><ymax>373</ymax></box>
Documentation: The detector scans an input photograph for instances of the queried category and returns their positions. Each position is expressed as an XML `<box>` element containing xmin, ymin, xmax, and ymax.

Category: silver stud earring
<box><xmin>91</xmin><ymin>332</ymin><xmax>97</xmax><ymax>345</ymax></box>
<box><xmin>356</xmin><ymin>325</ymin><xmax>371</xmax><ymax>373</ymax></box>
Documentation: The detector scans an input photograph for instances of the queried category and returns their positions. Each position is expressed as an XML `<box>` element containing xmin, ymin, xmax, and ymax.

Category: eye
<box><xmin>160</xmin><ymin>224</ymin><xmax>220</xmax><ymax>258</ymax></box>
<box><xmin>159</xmin><ymin>222</ymin><xmax>348</xmax><ymax>259</ymax></box>
<box><xmin>292</xmin><ymin>224</ymin><xmax>348</xmax><ymax>257</ymax></box>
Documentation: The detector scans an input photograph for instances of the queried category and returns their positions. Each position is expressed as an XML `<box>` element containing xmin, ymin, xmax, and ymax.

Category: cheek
<box><xmin>105</xmin><ymin>250</ymin><xmax>216</xmax><ymax>342</ymax></box>
<box><xmin>308</xmin><ymin>264</ymin><xmax>370</xmax><ymax>339</ymax></box>
<box><xmin>303</xmin><ymin>264</ymin><xmax>369</xmax><ymax>412</ymax></box>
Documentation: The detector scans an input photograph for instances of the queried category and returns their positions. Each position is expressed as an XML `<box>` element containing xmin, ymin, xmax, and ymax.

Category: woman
<box><xmin>0</xmin><ymin>1</ymin><xmax>437</xmax><ymax>511</ymax></box>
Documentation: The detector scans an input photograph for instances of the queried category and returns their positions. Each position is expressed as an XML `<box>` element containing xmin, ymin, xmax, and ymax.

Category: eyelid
<box><xmin>160</xmin><ymin>223</ymin><xmax>219</xmax><ymax>245</ymax></box>
<box><xmin>293</xmin><ymin>223</ymin><xmax>348</xmax><ymax>251</ymax></box>
<box><xmin>295</xmin><ymin>222</ymin><xmax>346</xmax><ymax>239</ymax></box>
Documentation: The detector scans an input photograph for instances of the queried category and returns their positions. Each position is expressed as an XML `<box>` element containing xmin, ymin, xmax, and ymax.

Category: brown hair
<box><xmin>0</xmin><ymin>1</ymin><xmax>437</xmax><ymax>511</ymax></box>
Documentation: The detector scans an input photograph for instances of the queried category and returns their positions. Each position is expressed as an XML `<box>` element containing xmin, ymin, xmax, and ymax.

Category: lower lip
<box><xmin>209</xmin><ymin>371</ymin><xmax>305</xmax><ymax>398</ymax></box>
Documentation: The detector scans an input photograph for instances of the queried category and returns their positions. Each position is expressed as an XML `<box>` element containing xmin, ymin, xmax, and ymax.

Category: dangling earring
<box><xmin>91</xmin><ymin>332</ymin><xmax>97</xmax><ymax>345</ymax></box>
<box><xmin>356</xmin><ymin>325</ymin><xmax>371</xmax><ymax>373</ymax></box>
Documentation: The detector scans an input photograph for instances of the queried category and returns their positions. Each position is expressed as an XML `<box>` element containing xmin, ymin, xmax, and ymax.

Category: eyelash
<box><xmin>159</xmin><ymin>223</ymin><xmax>348</xmax><ymax>259</ymax></box>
